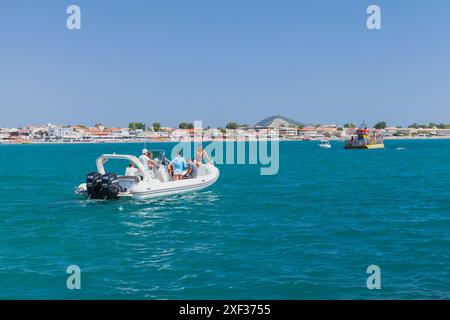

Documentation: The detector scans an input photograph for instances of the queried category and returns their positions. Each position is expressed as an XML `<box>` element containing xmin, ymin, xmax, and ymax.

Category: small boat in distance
<box><xmin>75</xmin><ymin>151</ymin><xmax>219</xmax><ymax>200</ymax></box>
<box><xmin>318</xmin><ymin>140</ymin><xmax>332</xmax><ymax>149</ymax></box>
<box><xmin>345</xmin><ymin>122</ymin><xmax>384</xmax><ymax>149</ymax></box>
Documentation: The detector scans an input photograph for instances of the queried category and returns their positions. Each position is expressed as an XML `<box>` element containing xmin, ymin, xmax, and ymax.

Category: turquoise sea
<box><xmin>0</xmin><ymin>140</ymin><xmax>449</xmax><ymax>299</ymax></box>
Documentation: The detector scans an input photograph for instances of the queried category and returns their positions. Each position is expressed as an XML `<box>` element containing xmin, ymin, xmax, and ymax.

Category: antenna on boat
<box><xmin>361</xmin><ymin>120</ymin><xmax>367</xmax><ymax>129</ymax></box>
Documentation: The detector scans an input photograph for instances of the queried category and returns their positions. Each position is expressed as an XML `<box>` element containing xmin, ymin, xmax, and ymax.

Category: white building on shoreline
<box><xmin>47</xmin><ymin>124</ymin><xmax>77</xmax><ymax>139</ymax></box>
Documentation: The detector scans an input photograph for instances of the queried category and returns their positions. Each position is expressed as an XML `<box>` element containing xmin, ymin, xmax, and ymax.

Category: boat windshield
<box><xmin>149</xmin><ymin>150</ymin><xmax>168</xmax><ymax>164</ymax></box>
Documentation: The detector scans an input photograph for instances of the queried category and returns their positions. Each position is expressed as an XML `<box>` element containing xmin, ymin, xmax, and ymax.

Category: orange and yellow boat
<box><xmin>345</xmin><ymin>123</ymin><xmax>384</xmax><ymax>149</ymax></box>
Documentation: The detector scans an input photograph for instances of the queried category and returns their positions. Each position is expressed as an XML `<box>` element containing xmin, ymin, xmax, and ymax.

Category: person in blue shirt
<box><xmin>172</xmin><ymin>151</ymin><xmax>187</xmax><ymax>180</ymax></box>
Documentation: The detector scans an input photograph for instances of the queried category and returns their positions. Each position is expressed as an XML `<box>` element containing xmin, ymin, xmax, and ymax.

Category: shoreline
<box><xmin>2</xmin><ymin>136</ymin><xmax>450</xmax><ymax>145</ymax></box>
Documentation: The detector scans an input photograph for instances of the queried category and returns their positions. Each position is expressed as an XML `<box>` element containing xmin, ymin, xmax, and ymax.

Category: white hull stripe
<box><xmin>128</xmin><ymin>176</ymin><xmax>218</xmax><ymax>196</ymax></box>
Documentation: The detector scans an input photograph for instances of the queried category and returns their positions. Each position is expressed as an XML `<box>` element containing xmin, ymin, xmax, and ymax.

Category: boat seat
<box><xmin>153</xmin><ymin>169</ymin><xmax>167</xmax><ymax>182</ymax></box>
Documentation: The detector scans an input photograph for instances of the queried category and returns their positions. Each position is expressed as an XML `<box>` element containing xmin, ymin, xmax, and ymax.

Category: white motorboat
<box><xmin>75</xmin><ymin>150</ymin><xmax>219</xmax><ymax>200</ymax></box>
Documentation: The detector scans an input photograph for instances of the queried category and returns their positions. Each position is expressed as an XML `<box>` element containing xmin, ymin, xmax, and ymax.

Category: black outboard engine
<box><xmin>86</xmin><ymin>172</ymin><xmax>102</xmax><ymax>199</ymax></box>
<box><xmin>100</xmin><ymin>173</ymin><xmax>121</xmax><ymax>200</ymax></box>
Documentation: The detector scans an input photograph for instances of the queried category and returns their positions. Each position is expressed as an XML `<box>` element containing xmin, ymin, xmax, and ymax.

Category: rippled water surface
<box><xmin>0</xmin><ymin>141</ymin><xmax>449</xmax><ymax>299</ymax></box>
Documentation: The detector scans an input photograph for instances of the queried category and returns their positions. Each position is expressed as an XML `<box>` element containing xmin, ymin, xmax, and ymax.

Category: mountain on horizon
<box><xmin>256</xmin><ymin>115</ymin><xmax>301</xmax><ymax>128</ymax></box>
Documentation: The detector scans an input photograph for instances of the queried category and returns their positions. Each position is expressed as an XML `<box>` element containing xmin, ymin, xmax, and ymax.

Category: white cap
<box><xmin>142</xmin><ymin>148</ymin><xmax>148</xmax><ymax>154</ymax></box>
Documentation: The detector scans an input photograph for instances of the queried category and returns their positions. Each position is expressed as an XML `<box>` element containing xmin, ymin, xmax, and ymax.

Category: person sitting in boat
<box><xmin>167</xmin><ymin>162</ymin><xmax>174</xmax><ymax>179</ymax></box>
<box><xmin>148</xmin><ymin>151</ymin><xmax>159</xmax><ymax>168</ymax></box>
<box><xmin>124</xmin><ymin>162</ymin><xmax>138</xmax><ymax>176</ymax></box>
<box><xmin>172</xmin><ymin>151</ymin><xmax>187</xmax><ymax>181</ymax></box>
<box><xmin>194</xmin><ymin>144</ymin><xmax>212</xmax><ymax>167</ymax></box>
<box><xmin>139</xmin><ymin>149</ymin><xmax>149</xmax><ymax>167</ymax></box>
<box><xmin>183</xmin><ymin>159</ymin><xmax>197</xmax><ymax>179</ymax></box>
<box><xmin>139</xmin><ymin>149</ymin><xmax>157</xmax><ymax>170</ymax></box>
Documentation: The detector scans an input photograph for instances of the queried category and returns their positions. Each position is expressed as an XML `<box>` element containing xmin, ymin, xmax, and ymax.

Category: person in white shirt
<box><xmin>138</xmin><ymin>149</ymin><xmax>157</xmax><ymax>169</ymax></box>
<box><xmin>139</xmin><ymin>149</ymin><xmax>150</xmax><ymax>168</ymax></box>
<box><xmin>125</xmin><ymin>162</ymin><xmax>138</xmax><ymax>176</ymax></box>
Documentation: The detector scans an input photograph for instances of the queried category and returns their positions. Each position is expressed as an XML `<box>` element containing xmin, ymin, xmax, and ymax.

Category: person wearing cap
<box><xmin>139</xmin><ymin>149</ymin><xmax>157</xmax><ymax>170</ymax></box>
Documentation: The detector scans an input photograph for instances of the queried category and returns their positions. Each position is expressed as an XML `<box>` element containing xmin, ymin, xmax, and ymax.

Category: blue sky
<box><xmin>1</xmin><ymin>0</ymin><xmax>450</xmax><ymax>128</ymax></box>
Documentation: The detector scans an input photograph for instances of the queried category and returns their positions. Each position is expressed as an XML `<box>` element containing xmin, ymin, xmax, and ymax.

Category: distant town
<box><xmin>2</xmin><ymin>116</ymin><xmax>450</xmax><ymax>144</ymax></box>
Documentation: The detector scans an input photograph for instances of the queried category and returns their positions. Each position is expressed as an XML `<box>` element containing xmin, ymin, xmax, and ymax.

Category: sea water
<box><xmin>0</xmin><ymin>140</ymin><xmax>449</xmax><ymax>299</ymax></box>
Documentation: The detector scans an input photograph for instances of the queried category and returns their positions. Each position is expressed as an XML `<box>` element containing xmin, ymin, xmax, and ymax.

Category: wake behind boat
<box><xmin>75</xmin><ymin>150</ymin><xmax>219</xmax><ymax>200</ymax></box>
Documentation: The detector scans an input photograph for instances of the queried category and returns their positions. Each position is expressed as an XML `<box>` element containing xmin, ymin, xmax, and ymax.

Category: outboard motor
<box><xmin>100</xmin><ymin>173</ymin><xmax>121</xmax><ymax>200</ymax></box>
<box><xmin>86</xmin><ymin>172</ymin><xmax>102</xmax><ymax>199</ymax></box>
